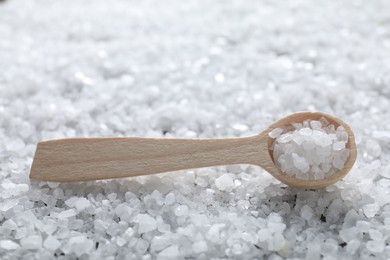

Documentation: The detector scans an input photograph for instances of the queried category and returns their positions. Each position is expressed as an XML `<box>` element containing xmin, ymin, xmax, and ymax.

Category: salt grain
<box><xmin>135</xmin><ymin>214</ymin><xmax>157</xmax><ymax>233</ymax></box>
<box><xmin>74</xmin><ymin>198</ymin><xmax>91</xmax><ymax>211</ymax></box>
<box><xmin>151</xmin><ymin>236</ymin><xmax>171</xmax><ymax>251</ymax></box>
<box><xmin>20</xmin><ymin>235</ymin><xmax>42</xmax><ymax>250</ymax></box>
<box><xmin>165</xmin><ymin>193</ymin><xmax>176</xmax><ymax>205</ymax></box>
<box><xmin>366</xmin><ymin>240</ymin><xmax>385</xmax><ymax>253</ymax></box>
<box><xmin>300</xmin><ymin>205</ymin><xmax>314</xmax><ymax>220</ymax></box>
<box><xmin>174</xmin><ymin>205</ymin><xmax>189</xmax><ymax>217</ymax></box>
<box><xmin>43</xmin><ymin>236</ymin><xmax>61</xmax><ymax>251</ymax></box>
<box><xmin>158</xmin><ymin>245</ymin><xmax>180</xmax><ymax>260</ymax></box>
<box><xmin>215</xmin><ymin>174</ymin><xmax>234</xmax><ymax>191</ymax></box>
<box><xmin>268</xmin><ymin>128</ymin><xmax>284</xmax><ymax>138</ymax></box>
<box><xmin>192</xmin><ymin>241</ymin><xmax>208</xmax><ymax>253</ymax></box>
<box><xmin>0</xmin><ymin>240</ymin><xmax>20</xmax><ymax>250</ymax></box>
<box><xmin>346</xmin><ymin>240</ymin><xmax>361</xmax><ymax>254</ymax></box>
<box><xmin>69</xmin><ymin>236</ymin><xmax>93</xmax><ymax>257</ymax></box>
<box><xmin>57</xmin><ymin>209</ymin><xmax>78</xmax><ymax>219</ymax></box>
<box><xmin>363</xmin><ymin>204</ymin><xmax>380</xmax><ymax>218</ymax></box>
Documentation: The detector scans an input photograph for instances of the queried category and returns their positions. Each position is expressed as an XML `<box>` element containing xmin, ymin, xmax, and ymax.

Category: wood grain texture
<box><xmin>30</xmin><ymin>136</ymin><xmax>268</xmax><ymax>182</ymax></box>
<box><xmin>30</xmin><ymin>111</ymin><xmax>357</xmax><ymax>189</ymax></box>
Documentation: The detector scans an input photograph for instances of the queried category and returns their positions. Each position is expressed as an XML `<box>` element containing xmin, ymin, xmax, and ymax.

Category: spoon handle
<box><xmin>30</xmin><ymin>136</ymin><xmax>263</xmax><ymax>182</ymax></box>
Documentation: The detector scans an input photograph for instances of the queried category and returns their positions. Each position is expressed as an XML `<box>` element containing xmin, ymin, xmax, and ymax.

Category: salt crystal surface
<box><xmin>20</xmin><ymin>235</ymin><xmax>42</xmax><ymax>250</ymax></box>
<box><xmin>0</xmin><ymin>240</ymin><xmax>20</xmax><ymax>250</ymax></box>
<box><xmin>270</xmin><ymin>119</ymin><xmax>349</xmax><ymax>180</ymax></box>
<box><xmin>363</xmin><ymin>204</ymin><xmax>380</xmax><ymax>218</ymax></box>
<box><xmin>165</xmin><ymin>193</ymin><xmax>176</xmax><ymax>205</ymax></box>
<box><xmin>366</xmin><ymin>240</ymin><xmax>385</xmax><ymax>253</ymax></box>
<box><xmin>346</xmin><ymin>240</ymin><xmax>361</xmax><ymax>254</ymax></box>
<box><xmin>192</xmin><ymin>241</ymin><xmax>208</xmax><ymax>253</ymax></box>
<box><xmin>57</xmin><ymin>209</ymin><xmax>78</xmax><ymax>219</ymax></box>
<box><xmin>43</xmin><ymin>236</ymin><xmax>61</xmax><ymax>251</ymax></box>
<box><xmin>135</xmin><ymin>214</ymin><xmax>157</xmax><ymax>233</ymax></box>
<box><xmin>215</xmin><ymin>173</ymin><xmax>234</xmax><ymax>191</ymax></box>
<box><xmin>268</xmin><ymin>128</ymin><xmax>284</xmax><ymax>138</ymax></box>
<box><xmin>69</xmin><ymin>236</ymin><xmax>93</xmax><ymax>257</ymax></box>
<box><xmin>300</xmin><ymin>205</ymin><xmax>314</xmax><ymax>220</ymax></box>
<box><xmin>1</xmin><ymin>0</ymin><xmax>389</xmax><ymax>259</ymax></box>
<box><xmin>151</xmin><ymin>236</ymin><xmax>171</xmax><ymax>251</ymax></box>
<box><xmin>74</xmin><ymin>198</ymin><xmax>91</xmax><ymax>211</ymax></box>
<box><xmin>174</xmin><ymin>205</ymin><xmax>189</xmax><ymax>216</ymax></box>
<box><xmin>158</xmin><ymin>245</ymin><xmax>180</xmax><ymax>260</ymax></box>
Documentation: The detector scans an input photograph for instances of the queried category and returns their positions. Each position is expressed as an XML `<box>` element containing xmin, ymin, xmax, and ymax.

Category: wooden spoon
<box><xmin>30</xmin><ymin>111</ymin><xmax>357</xmax><ymax>188</ymax></box>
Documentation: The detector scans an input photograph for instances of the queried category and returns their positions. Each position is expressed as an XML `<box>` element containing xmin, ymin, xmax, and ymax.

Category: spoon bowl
<box><xmin>30</xmin><ymin>111</ymin><xmax>357</xmax><ymax>189</ymax></box>
<box><xmin>260</xmin><ymin>111</ymin><xmax>357</xmax><ymax>188</ymax></box>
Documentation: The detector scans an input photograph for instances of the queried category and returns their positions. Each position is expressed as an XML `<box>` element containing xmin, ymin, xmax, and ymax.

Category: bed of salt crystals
<box><xmin>269</xmin><ymin>119</ymin><xmax>350</xmax><ymax>181</ymax></box>
<box><xmin>1</xmin><ymin>0</ymin><xmax>390</xmax><ymax>259</ymax></box>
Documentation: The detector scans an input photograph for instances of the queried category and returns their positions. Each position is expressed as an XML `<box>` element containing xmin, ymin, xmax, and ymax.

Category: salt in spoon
<box><xmin>30</xmin><ymin>111</ymin><xmax>357</xmax><ymax>188</ymax></box>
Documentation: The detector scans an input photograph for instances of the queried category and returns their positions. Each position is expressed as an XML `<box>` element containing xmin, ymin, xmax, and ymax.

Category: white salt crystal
<box><xmin>292</xmin><ymin>154</ymin><xmax>309</xmax><ymax>173</ymax></box>
<box><xmin>346</xmin><ymin>239</ymin><xmax>360</xmax><ymax>254</ymax></box>
<box><xmin>195</xmin><ymin>177</ymin><xmax>208</xmax><ymax>187</ymax></box>
<box><xmin>363</xmin><ymin>204</ymin><xmax>380</xmax><ymax>218</ymax></box>
<box><xmin>6</xmin><ymin>138</ymin><xmax>25</xmax><ymax>152</ymax></box>
<box><xmin>2</xmin><ymin>219</ymin><xmax>17</xmax><ymax>230</ymax></box>
<box><xmin>151</xmin><ymin>190</ymin><xmax>164</xmax><ymax>205</ymax></box>
<box><xmin>64</xmin><ymin>197</ymin><xmax>78</xmax><ymax>207</ymax></box>
<box><xmin>333</xmin><ymin>141</ymin><xmax>345</xmax><ymax>151</ymax></box>
<box><xmin>299</xmin><ymin>127</ymin><xmax>312</xmax><ymax>136</ymax></box>
<box><xmin>0</xmin><ymin>199</ymin><xmax>18</xmax><ymax>212</ymax></box>
<box><xmin>258</xmin><ymin>229</ymin><xmax>272</xmax><ymax>242</ymax></box>
<box><xmin>339</xmin><ymin>227</ymin><xmax>360</xmax><ymax>242</ymax></box>
<box><xmin>20</xmin><ymin>235</ymin><xmax>42</xmax><ymax>250</ymax></box>
<box><xmin>151</xmin><ymin>236</ymin><xmax>171</xmax><ymax>251</ymax></box>
<box><xmin>321</xmin><ymin>240</ymin><xmax>338</xmax><ymax>256</ymax></box>
<box><xmin>158</xmin><ymin>245</ymin><xmax>179</xmax><ymax>260</ymax></box>
<box><xmin>292</xmin><ymin>134</ymin><xmax>304</xmax><ymax>145</ymax></box>
<box><xmin>135</xmin><ymin>214</ymin><xmax>157</xmax><ymax>233</ymax></box>
<box><xmin>332</xmin><ymin>158</ymin><xmax>345</xmax><ymax>170</ymax></box>
<box><xmin>302</xmin><ymin>141</ymin><xmax>315</xmax><ymax>150</ymax></box>
<box><xmin>74</xmin><ymin>198</ymin><xmax>91</xmax><ymax>211</ymax></box>
<box><xmin>136</xmin><ymin>239</ymin><xmax>149</xmax><ymax>254</ymax></box>
<box><xmin>124</xmin><ymin>227</ymin><xmax>135</xmax><ymax>238</ymax></box>
<box><xmin>174</xmin><ymin>205</ymin><xmax>189</xmax><ymax>217</ymax></box>
<box><xmin>115</xmin><ymin>204</ymin><xmax>133</xmax><ymax>221</ymax></box>
<box><xmin>192</xmin><ymin>241</ymin><xmax>207</xmax><ymax>253</ymax></box>
<box><xmin>366</xmin><ymin>240</ymin><xmax>385</xmax><ymax>253</ymax></box>
<box><xmin>277</xmin><ymin>133</ymin><xmax>293</xmax><ymax>143</ymax></box>
<box><xmin>319</xmin><ymin>117</ymin><xmax>329</xmax><ymax>126</ymax></box>
<box><xmin>310</xmin><ymin>120</ymin><xmax>322</xmax><ymax>129</ymax></box>
<box><xmin>57</xmin><ymin>209</ymin><xmax>78</xmax><ymax>219</ymax></box>
<box><xmin>69</xmin><ymin>236</ymin><xmax>93</xmax><ymax>257</ymax></box>
<box><xmin>300</xmin><ymin>205</ymin><xmax>314</xmax><ymax>220</ymax></box>
<box><xmin>0</xmin><ymin>240</ymin><xmax>20</xmax><ymax>250</ymax></box>
<box><xmin>207</xmin><ymin>224</ymin><xmax>225</xmax><ymax>242</ymax></box>
<box><xmin>165</xmin><ymin>193</ymin><xmax>175</xmax><ymax>205</ymax></box>
<box><xmin>269</xmin><ymin>128</ymin><xmax>284</xmax><ymax>138</ymax></box>
<box><xmin>369</xmin><ymin>229</ymin><xmax>383</xmax><ymax>241</ymax></box>
<box><xmin>314</xmin><ymin>134</ymin><xmax>332</xmax><ymax>147</ymax></box>
<box><xmin>215</xmin><ymin>174</ymin><xmax>234</xmax><ymax>191</ymax></box>
<box><xmin>116</xmin><ymin>237</ymin><xmax>127</xmax><ymax>247</ymax></box>
<box><xmin>43</xmin><ymin>236</ymin><xmax>61</xmax><ymax>251</ymax></box>
<box><xmin>292</xmin><ymin>123</ymin><xmax>303</xmax><ymax>129</ymax></box>
<box><xmin>270</xmin><ymin>233</ymin><xmax>285</xmax><ymax>250</ymax></box>
<box><xmin>305</xmin><ymin>243</ymin><xmax>320</xmax><ymax>260</ymax></box>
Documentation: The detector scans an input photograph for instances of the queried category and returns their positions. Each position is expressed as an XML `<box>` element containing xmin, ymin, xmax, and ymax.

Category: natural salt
<box><xmin>269</xmin><ymin>118</ymin><xmax>350</xmax><ymax>180</ymax></box>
